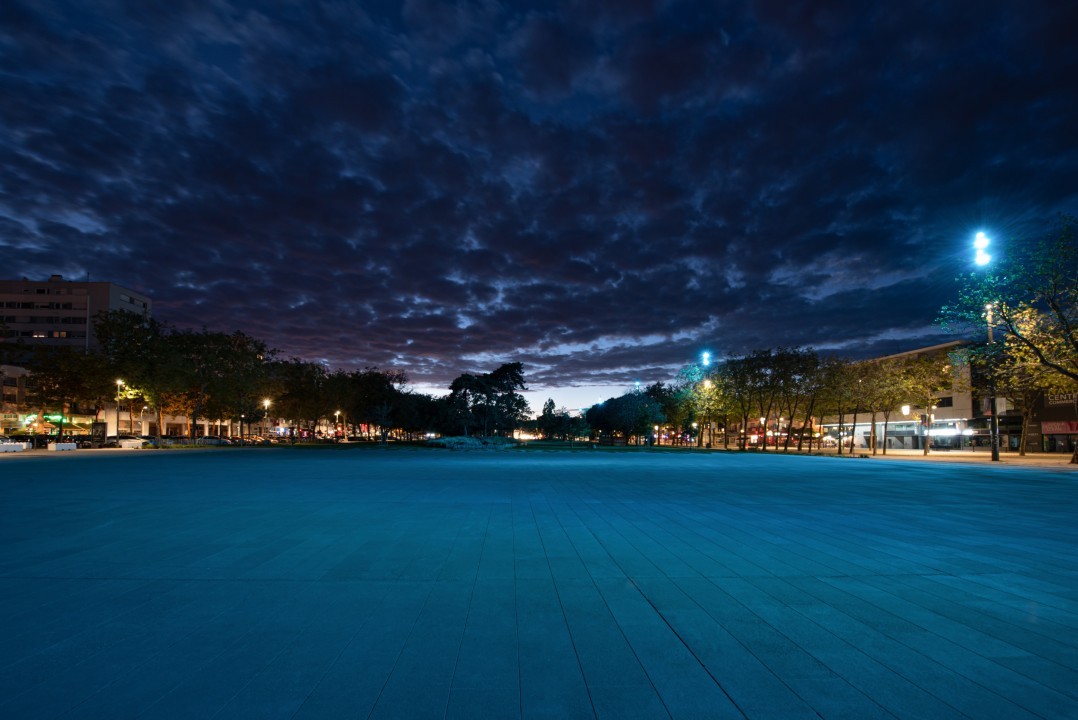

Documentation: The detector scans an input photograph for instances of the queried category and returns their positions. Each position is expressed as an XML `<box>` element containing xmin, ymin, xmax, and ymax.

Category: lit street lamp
<box><xmin>985</xmin><ymin>302</ymin><xmax>1001</xmax><ymax>461</ymax></box>
<box><xmin>140</xmin><ymin>405</ymin><xmax>148</xmax><ymax>436</ymax></box>
<box><xmin>263</xmin><ymin>398</ymin><xmax>271</xmax><ymax>436</ymax></box>
<box><xmin>975</xmin><ymin>231</ymin><xmax>1001</xmax><ymax>462</ymax></box>
<box><xmin>974</xmin><ymin>231</ymin><xmax>991</xmax><ymax>266</ymax></box>
<box><xmin>700</xmin><ymin>351</ymin><xmax>713</xmax><ymax>448</ymax></box>
<box><xmin>115</xmin><ymin>379</ymin><xmax>124</xmax><ymax>438</ymax></box>
<box><xmin>703</xmin><ymin>379</ymin><xmax>713</xmax><ymax>449</ymax></box>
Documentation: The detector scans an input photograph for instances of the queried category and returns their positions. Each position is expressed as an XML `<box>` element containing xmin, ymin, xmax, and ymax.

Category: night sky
<box><xmin>3</xmin><ymin>1</ymin><xmax>1076</xmax><ymax>409</ymax></box>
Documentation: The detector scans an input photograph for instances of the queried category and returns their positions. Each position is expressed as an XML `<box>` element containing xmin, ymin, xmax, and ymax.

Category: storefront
<box><xmin>1034</xmin><ymin>393</ymin><xmax>1078</xmax><ymax>453</ymax></box>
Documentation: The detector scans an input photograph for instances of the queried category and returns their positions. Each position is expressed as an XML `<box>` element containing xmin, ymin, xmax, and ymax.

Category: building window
<box><xmin>936</xmin><ymin>397</ymin><xmax>954</xmax><ymax>408</ymax></box>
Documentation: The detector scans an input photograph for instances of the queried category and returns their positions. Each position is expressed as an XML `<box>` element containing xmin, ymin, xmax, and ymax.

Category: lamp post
<box><xmin>759</xmin><ymin>416</ymin><xmax>766</xmax><ymax>451</ymax></box>
<box><xmin>986</xmin><ymin>302</ymin><xmax>1001</xmax><ymax>461</ymax></box>
<box><xmin>700</xmin><ymin>351</ymin><xmax>714</xmax><ymax>448</ymax></box>
<box><xmin>115</xmin><ymin>379</ymin><xmax>124</xmax><ymax>438</ymax></box>
<box><xmin>263</xmin><ymin>398</ymin><xmax>271</xmax><ymax>437</ymax></box>
<box><xmin>334</xmin><ymin>410</ymin><xmax>341</xmax><ymax>440</ymax></box>
<box><xmin>140</xmin><ymin>406</ymin><xmax>148</xmax><ymax>436</ymax></box>
<box><xmin>703</xmin><ymin>379</ymin><xmax>713</xmax><ymax>449</ymax></box>
<box><xmin>975</xmin><ymin>231</ymin><xmax>1001</xmax><ymax>462</ymax></box>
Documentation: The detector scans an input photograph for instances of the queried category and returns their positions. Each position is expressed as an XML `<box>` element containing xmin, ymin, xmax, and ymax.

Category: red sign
<box><xmin>1041</xmin><ymin>421</ymin><xmax>1078</xmax><ymax>434</ymax></box>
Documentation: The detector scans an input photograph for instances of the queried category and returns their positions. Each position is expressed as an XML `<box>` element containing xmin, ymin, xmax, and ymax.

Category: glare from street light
<box><xmin>701</xmin><ymin>351</ymin><xmax>711</xmax><ymax>366</ymax></box>
<box><xmin>974</xmin><ymin>231</ymin><xmax>991</xmax><ymax>265</ymax></box>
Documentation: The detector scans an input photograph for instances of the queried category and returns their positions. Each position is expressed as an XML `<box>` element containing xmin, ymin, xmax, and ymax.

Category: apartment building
<box><xmin>0</xmin><ymin>274</ymin><xmax>151</xmax><ymax>349</ymax></box>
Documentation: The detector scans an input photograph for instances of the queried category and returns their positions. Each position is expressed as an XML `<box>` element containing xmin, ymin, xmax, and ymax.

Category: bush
<box><xmin>427</xmin><ymin>435</ymin><xmax>520</xmax><ymax>450</ymax></box>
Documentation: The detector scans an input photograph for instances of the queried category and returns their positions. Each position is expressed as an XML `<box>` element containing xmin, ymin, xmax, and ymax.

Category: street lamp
<box><xmin>263</xmin><ymin>398</ymin><xmax>271</xmax><ymax>436</ymax></box>
<box><xmin>975</xmin><ymin>231</ymin><xmax>1001</xmax><ymax>462</ymax></box>
<box><xmin>335</xmin><ymin>410</ymin><xmax>341</xmax><ymax>440</ymax></box>
<box><xmin>701</xmin><ymin>352</ymin><xmax>714</xmax><ymax>448</ymax></box>
<box><xmin>974</xmin><ymin>231</ymin><xmax>991</xmax><ymax>266</ymax></box>
<box><xmin>140</xmin><ymin>405</ymin><xmax>148</xmax><ymax>436</ymax></box>
<box><xmin>985</xmin><ymin>302</ymin><xmax>1001</xmax><ymax>461</ymax></box>
<box><xmin>703</xmin><ymin>379</ymin><xmax>713</xmax><ymax>448</ymax></box>
<box><xmin>115</xmin><ymin>379</ymin><xmax>124</xmax><ymax>438</ymax></box>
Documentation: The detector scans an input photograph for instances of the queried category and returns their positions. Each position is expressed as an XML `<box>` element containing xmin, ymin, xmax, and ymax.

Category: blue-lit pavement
<box><xmin>1</xmin><ymin>449</ymin><xmax>1076</xmax><ymax>719</ymax></box>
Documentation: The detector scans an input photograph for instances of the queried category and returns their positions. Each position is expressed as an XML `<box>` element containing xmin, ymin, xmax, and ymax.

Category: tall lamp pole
<box><xmin>701</xmin><ymin>351</ymin><xmax>712</xmax><ymax>449</ymax></box>
<box><xmin>975</xmin><ymin>231</ymin><xmax>1001</xmax><ymax>462</ymax></box>
<box><xmin>986</xmin><ymin>303</ymin><xmax>1001</xmax><ymax>461</ymax></box>
<box><xmin>115</xmin><ymin>379</ymin><xmax>124</xmax><ymax>438</ymax></box>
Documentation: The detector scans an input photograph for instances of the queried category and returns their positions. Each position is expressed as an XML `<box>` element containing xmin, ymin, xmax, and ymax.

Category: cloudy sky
<box><xmin>3</xmin><ymin>1</ymin><xmax>1076</xmax><ymax>409</ymax></box>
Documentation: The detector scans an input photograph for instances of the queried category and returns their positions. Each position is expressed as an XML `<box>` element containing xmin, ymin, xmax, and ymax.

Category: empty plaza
<box><xmin>1</xmin><ymin>449</ymin><xmax>1076</xmax><ymax>719</ymax></box>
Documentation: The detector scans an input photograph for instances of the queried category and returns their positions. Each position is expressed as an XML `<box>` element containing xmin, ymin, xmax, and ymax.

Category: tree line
<box><xmin>2</xmin><ymin>310</ymin><xmax>530</xmax><ymax>444</ymax></box>
<box><xmin>582</xmin><ymin>348</ymin><xmax>960</xmax><ymax>455</ymax></box>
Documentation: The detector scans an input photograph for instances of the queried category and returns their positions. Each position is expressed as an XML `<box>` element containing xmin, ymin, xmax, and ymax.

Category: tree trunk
<box><xmin>849</xmin><ymin>407</ymin><xmax>859</xmax><ymax>455</ymax></box>
<box><xmin>870</xmin><ymin>411</ymin><xmax>878</xmax><ymax>455</ymax></box>
<box><xmin>836</xmin><ymin>412</ymin><xmax>845</xmax><ymax>455</ymax></box>
<box><xmin>1019</xmin><ymin>412</ymin><xmax>1029</xmax><ymax>457</ymax></box>
<box><xmin>881</xmin><ymin>411</ymin><xmax>891</xmax><ymax>455</ymax></box>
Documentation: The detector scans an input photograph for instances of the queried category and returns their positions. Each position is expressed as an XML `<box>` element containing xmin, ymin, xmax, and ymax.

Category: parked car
<box><xmin>195</xmin><ymin>435</ymin><xmax>230</xmax><ymax>446</ymax></box>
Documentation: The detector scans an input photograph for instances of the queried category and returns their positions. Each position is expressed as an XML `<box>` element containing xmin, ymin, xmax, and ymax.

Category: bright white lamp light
<box><xmin>974</xmin><ymin>231</ymin><xmax>991</xmax><ymax>265</ymax></box>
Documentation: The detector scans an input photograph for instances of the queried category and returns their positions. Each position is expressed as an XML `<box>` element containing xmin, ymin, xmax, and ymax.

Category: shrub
<box><xmin>427</xmin><ymin>436</ymin><xmax>520</xmax><ymax>450</ymax></box>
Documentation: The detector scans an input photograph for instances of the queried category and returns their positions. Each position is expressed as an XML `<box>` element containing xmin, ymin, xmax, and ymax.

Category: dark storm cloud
<box><xmin>2</xmin><ymin>0</ymin><xmax>1076</xmax><ymax>397</ymax></box>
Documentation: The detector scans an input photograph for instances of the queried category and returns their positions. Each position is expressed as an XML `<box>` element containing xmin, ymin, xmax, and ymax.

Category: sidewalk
<box><xmin>837</xmin><ymin>447</ymin><xmax>1077</xmax><ymax>469</ymax></box>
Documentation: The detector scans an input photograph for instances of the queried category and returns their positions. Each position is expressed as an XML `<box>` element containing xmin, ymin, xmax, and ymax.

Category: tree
<box><xmin>94</xmin><ymin>310</ymin><xmax>181</xmax><ymax>445</ymax></box>
<box><xmin>269</xmin><ymin>359</ymin><xmax>327</xmax><ymax>440</ymax></box>
<box><xmin>771</xmin><ymin>348</ymin><xmax>820</xmax><ymax>452</ymax></box>
<box><xmin>902</xmin><ymin>355</ymin><xmax>952</xmax><ymax>456</ymax></box>
<box><xmin>990</xmin><ymin>326</ymin><xmax>1077</xmax><ymax>456</ymax></box>
<box><xmin>447</xmin><ymin>363</ymin><xmax>529</xmax><ymax>437</ymax></box>
<box><xmin>24</xmin><ymin>345</ymin><xmax>110</xmax><ymax>439</ymax></box>
<box><xmin>941</xmin><ymin>214</ymin><xmax>1077</xmax><ymax>383</ymax></box>
<box><xmin>719</xmin><ymin>356</ymin><xmax>755</xmax><ymax>450</ymax></box>
<box><xmin>687</xmin><ymin>376</ymin><xmax>722</xmax><ymax>448</ymax></box>
<box><xmin>818</xmin><ymin>358</ymin><xmax>858</xmax><ymax>455</ymax></box>
<box><xmin>872</xmin><ymin>358</ymin><xmax>909</xmax><ymax>455</ymax></box>
<box><xmin>538</xmin><ymin>398</ymin><xmax>559</xmax><ymax>439</ymax></box>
